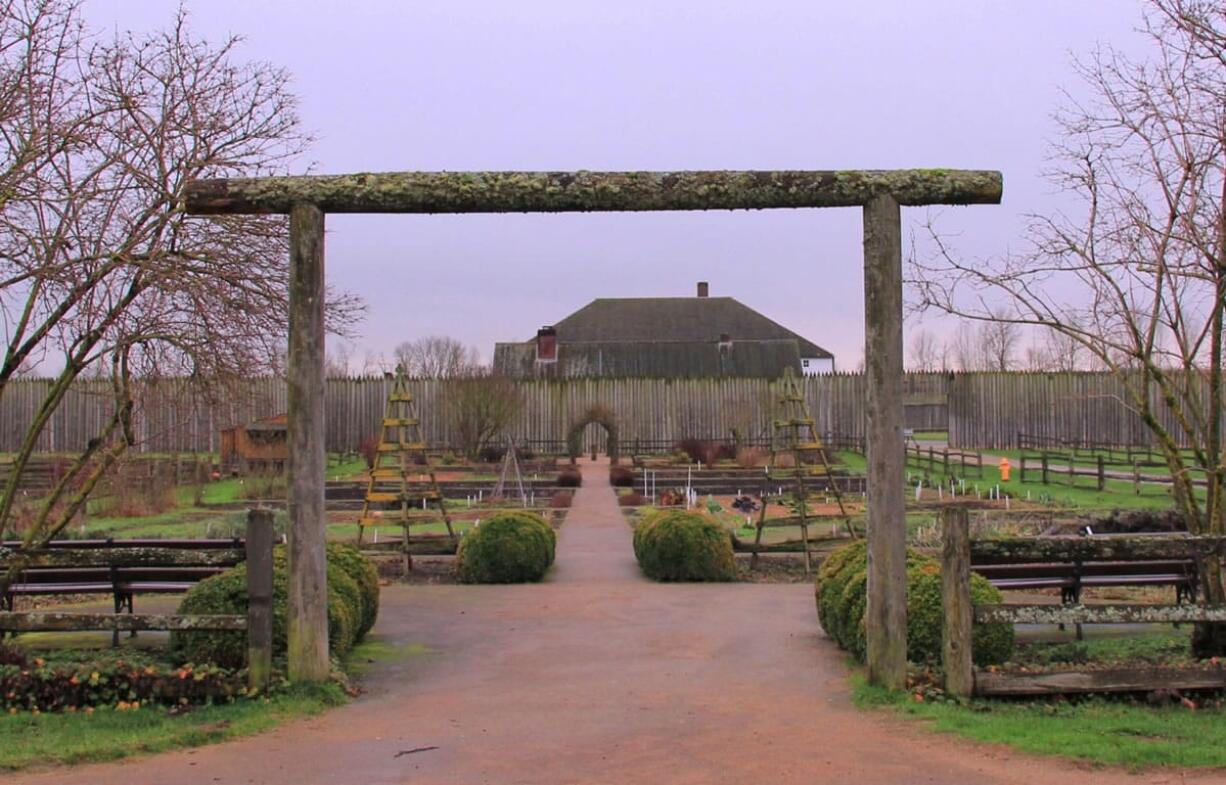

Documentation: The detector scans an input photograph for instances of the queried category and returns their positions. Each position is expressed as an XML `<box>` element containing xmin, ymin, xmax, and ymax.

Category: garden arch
<box><xmin>566</xmin><ymin>404</ymin><xmax>619</xmax><ymax>464</ymax></box>
<box><xmin>185</xmin><ymin>169</ymin><xmax>1003</xmax><ymax>688</ymax></box>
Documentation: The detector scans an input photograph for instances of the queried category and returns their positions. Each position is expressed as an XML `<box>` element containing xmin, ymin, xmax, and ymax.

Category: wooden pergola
<box><xmin>184</xmin><ymin>169</ymin><xmax>1003</xmax><ymax>688</ymax></box>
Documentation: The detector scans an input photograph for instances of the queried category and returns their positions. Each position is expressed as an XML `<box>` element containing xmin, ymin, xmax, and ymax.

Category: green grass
<box><xmin>1014</xmin><ymin>629</ymin><xmax>1194</xmax><ymax>669</ymax></box>
<box><xmin>853</xmin><ymin>676</ymin><xmax>1226</xmax><ymax>770</ymax></box>
<box><xmin>0</xmin><ymin>682</ymin><xmax>347</xmax><ymax>771</ymax></box>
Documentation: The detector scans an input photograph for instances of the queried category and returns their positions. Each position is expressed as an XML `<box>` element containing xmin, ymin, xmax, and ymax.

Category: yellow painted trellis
<box><xmin>754</xmin><ymin>367</ymin><xmax>855</xmax><ymax>573</ymax></box>
<box><xmin>357</xmin><ymin>366</ymin><xmax>454</xmax><ymax>565</ymax></box>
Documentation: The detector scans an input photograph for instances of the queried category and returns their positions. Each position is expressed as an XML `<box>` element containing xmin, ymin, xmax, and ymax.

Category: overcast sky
<box><xmin>88</xmin><ymin>1</ymin><xmax>1146</xmax><ymax>370</ymax></box>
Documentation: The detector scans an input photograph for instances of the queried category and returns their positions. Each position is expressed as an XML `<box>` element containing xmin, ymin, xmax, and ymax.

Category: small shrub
<box><xmin>675</xmin><ymin>438</ymin><xmax>715</xmax><ymax>465</ymax></box>
<box><xmin>171</xmin><ymin>546</ymin><xmax>380</xmax><ymax>668</ymax></box>
<box><xmin>814</xmin><ymin>541</ymin><xmax>1013</xmax><ymax>666</ymax></box>
<box><xmin>633</xmin><ymin>510</ymin><xmax>735</xmax><ymax>582</ymax></box>
<box><xmin>549</xmin><ymin>491</ymin><xmax>573</xmax><ymax>508</ymax></box>
<box><xmin>457</xmin><ymin>511</ymin><xmax>556</xmax><ymax>583</ymax></box>
<box><xmin>556</xmin><ymin>469</ymin><xmax>582</xmax><ymax>487</ymax></box>
<box><xmin>478</xmin><ymin>444</ymin><xmax>507</xmax><ymax>463</ymax></box>
<box><xmin>618</xmin><ymin>492</ymin><xmax>647</xmax><ymax>507</ymax></box>
<box><xmin>609</xmin><ymin>466</ymin><xmax>635</xmax><ymax>487</ymax></box>
<box><xmin>358</xmin><ymin>434</ymin><xmax>379</xmax><ymax>469</ymax></box>
<box><xmin>736</xmin><ymin>447</ymin><xmax>767</xmax><ymax>469</ymax></box>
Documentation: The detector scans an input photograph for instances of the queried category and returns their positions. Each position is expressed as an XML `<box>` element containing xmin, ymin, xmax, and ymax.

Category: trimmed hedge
<box><xmin>633</xmin><ymin>510</ymin><xmax>736</xmax><ymax>582</ymax></box>
<box><xmin>170</xmin><ymin>544</ymin><xmax>380</xmax><ymax>669</ymax></box>
<box><xmin>815</xmin><ymin>541</ymin><xmax>1013</xmax><ymax>666</ymax></box>
<box><xmin>457</xmin><ymin>511</ymin><xmax>556</xmax><ymax>583</ymax></box>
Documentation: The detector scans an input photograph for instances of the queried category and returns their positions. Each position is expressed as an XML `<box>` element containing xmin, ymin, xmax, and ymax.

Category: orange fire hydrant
<box><xmin>999</xmin><ymin>457</ymin><xmax>1011</xmax><ymax>483</ymax></box>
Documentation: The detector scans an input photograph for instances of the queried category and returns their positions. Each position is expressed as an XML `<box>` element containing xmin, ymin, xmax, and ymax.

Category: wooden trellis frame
<box><xmin>184</xmin><ymin>168</ymin><xmax>1003</xmax><ymax>687</ymax></box>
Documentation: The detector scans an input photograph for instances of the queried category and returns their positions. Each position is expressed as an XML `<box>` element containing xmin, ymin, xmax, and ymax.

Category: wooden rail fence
<box><xmin>0</xmin><ymin>509</ymin><xmax>275</xmax><ymax>690</ymax></box>
<box><xmin>940</xmin><ymin>508</ymin><xmax>1226</xmax><ymax>697</ymax></box>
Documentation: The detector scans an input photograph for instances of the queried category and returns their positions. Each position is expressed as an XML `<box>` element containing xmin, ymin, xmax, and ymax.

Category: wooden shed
<box><xmin>220</xmin><ymin>413</ymin><xmax>288</xmax><ymax>474</ymax></box>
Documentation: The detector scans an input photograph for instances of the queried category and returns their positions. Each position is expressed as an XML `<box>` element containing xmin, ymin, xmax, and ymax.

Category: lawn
<box><xmin>854</xmin><ymin>677</ymin><xmax>1226</xmax><ymax>770</ymax></box>
<box><xmin>854</xmin><ymin>629</ymin><xmax>1226</xmax><ymax>770</ymax></box>
<box><xmin>0</xmin><ymin>682</ymin><xmax>346</xmax><ymax>771</ymax></box>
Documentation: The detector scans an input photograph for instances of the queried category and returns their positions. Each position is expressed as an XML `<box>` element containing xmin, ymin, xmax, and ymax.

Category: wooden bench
<box><xmin>1</xmin><ymin>538</ymin><xmax>245</xmax><ymax>645</ymax></box>
<box><xmin>973</xmin><ymin>557</ymin><xmax>1198</xmax><ymax>606</ymax></box>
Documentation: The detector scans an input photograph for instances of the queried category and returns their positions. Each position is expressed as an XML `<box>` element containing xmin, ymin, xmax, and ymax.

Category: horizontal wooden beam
<box><xmin>0</xmin><ymin>611</ymin><xmax>246</xmax><ymax>632</ymax></box>
<box><xmin>969</xmin><ymin>535</ymin><xmax>1226</xmax><ymax>564</ymax></box>
<box><xmin>974</xmin><ymin>603</ymin><xmax>1226</xmax><ymax>626</ymax></box>
<box><xmin>0</xmin><ymin>546</ymin><xmax>245</xmax><ymax>568</ymax></box>
<box><xmin>184</xmin><ymin>169</ymin><xmax>1004</xmax><ymax>215</ymax></box>
<box><xmin>974</xmin><ymin>665</ymin><xmax>1226</xmax><ymax>696</ymax></box>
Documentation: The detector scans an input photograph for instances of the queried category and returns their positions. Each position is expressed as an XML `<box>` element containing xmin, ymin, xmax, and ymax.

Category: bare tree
<box><xmin>977</xmin><ymin>313</ymin><xmax>1020</xmax><ymax>372</ymax></box>
<box><xmin>0</xmin><ymin>2</ymin><xmax>360</xmax><ymax>572</ymax></box>
<box><xmin>907</xmin><ymin>328</ymin><xmax>947</xmax><ymax>371</ymax></box>
<box><xmin>394</xmin><ymin>335</ymin><xmax>479</xmax><ymax>378</ymax></box>
<box><xmin>949</xmin><ymin>322</ymin><xmax>980</xmax><ymax>371</ymax></box>
<box><xmin>910</xmin><ymin>0</ymin><xmax>1226</xmax><ymax>654</ymax></box>
<box><xmin>446</xmin><ymin>368</ymin><xmax>523</xmax><ymax>459</ymax></box>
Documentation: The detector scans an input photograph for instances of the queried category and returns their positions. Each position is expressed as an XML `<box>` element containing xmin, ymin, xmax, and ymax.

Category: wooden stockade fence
<box><xmin>0</xmin><ymin>371</ymin><xmax>1212</xmax><ymax>457</ymax></box>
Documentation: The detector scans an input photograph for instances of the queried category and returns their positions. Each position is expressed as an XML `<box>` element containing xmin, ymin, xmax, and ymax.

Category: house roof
<box><xmin>542</xmin><ymin>297</ymin><xmax>832</xmax><ymax>358</ymax></box>
<box><xmin>493</xmin><ymin>339</ymin><xmax>803</xmax><ymax>378</ymax></box>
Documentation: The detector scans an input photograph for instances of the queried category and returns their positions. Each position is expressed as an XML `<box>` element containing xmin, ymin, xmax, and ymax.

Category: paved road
<box><xmin>12</xmin><ymin>460</ymin><xmax>1221</xmax><ymax>784</ymax></box>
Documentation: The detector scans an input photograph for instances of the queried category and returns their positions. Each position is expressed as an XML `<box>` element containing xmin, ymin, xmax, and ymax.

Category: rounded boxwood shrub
<box><xmin>633</xmin><ymin>510</ymin><xmax>735</xmax><ymax>582</ymax></box>
<box><xmin>326</xmin><ymin>542</ymin><xmax>381</xmax><ymax>637</ymax></box>
<box><xmin>170</xmin><ymin>546</ymin><xmax>380</xmax><ymax>669</ymax></box>
<box><xmin>457</xmin><ymin>511</ymin><xmax>556</xmax><ymax>583</ymax></box>
<box><xmin>814</xmin><ymin>541</ymin><xmax>1013</xmax><ymax>666</ymax></box>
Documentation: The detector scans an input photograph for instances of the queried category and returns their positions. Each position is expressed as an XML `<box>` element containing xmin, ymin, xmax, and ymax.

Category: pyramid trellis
<box><xmin>491</xmin><ymin>438</ymin><xmax>527</xmax><ymax>503</ymax></box>
<box><xmin>358</xmin><ymin>366</ymin><xmax>454</xmax><ymax>562</ymax></box>
<box><xmin>753</xmin><ymin>367</ymin><xmax>854</xmax><ymax>573</ymax></box>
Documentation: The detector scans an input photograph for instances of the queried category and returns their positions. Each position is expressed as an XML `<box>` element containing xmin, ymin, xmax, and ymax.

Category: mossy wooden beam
<box><xmin>0</xmin><ymin>612</ymin><xmax>246</xmax><ymax>632</ymax></box>
<box><xmin>974</xmin><ymin>603</ymin><xmax>1226</xmax><ymax>625</ymax></box>
<box><xmin>969</xmin><ymin>535</ymin><xmax>1226</xmax><ymax>564</ymax></box>
<box><xmin>0</xmin><ymin>546</ymin><xmax>244</xmax><ymax>568</ymax></box>
<box><xmin>184</xmin><ymin>169</ymin><xmax>1003</xmax><ymax>215</ymax></box>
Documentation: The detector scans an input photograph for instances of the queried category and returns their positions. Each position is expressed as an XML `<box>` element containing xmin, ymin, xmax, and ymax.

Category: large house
<box><xmin>493</xmin><ymin>282</ymin><xmax>834</xmax><ymax>378</ymax></box>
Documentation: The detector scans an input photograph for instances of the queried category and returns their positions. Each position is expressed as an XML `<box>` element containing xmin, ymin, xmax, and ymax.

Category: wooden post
<box><xmin>1041</xmin><ymin>454</ymin><xmax>1049</xmax><ymax>485</ymax></box>
<box><xmin>1097</xmin><ymin>455</ymin><xmax>1105</xmax><ymax>492</ymax></box>
<box><xmin>862</xmin><ymin>193</ymin><xmax>907</xmax><ymax>690</ymax></box>
<box><xmin>941</xmin><ymin>506</ymin><xmax>974</xmax><ymax>697</ymax></box>
<box><xmin>246</xmin><ymin>508</ymin><xmax>274</xmax><ymax>691</ymax></box>
<box><xmin>286</xmin><ymin>202</ymin><xmax>330</xmax><ymax>682</ymax></box>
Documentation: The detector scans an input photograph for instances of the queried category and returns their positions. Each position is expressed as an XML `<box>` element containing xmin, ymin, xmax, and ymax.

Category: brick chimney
<box><xmin>697</xmin><ymin>281</ymin><xmax>709</xmax><ymax>298</ymax></box>
<box><xmin>535</xmin><ymin>326</ymin><xmax>557</xmax><ymax>362</ymax></box>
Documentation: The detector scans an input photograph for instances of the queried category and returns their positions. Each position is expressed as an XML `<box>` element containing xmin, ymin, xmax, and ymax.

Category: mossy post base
<box><xmin>246</xmin><ymin>508</ymin><xmax>275</xmax><ymax>692</ymax></box>
<box><xmin>940</xmin><ymin>507</ymin><xmax>973</xmax><ymax>698</ymax></box>
<box><xmin>863</xmin><ymin>194</ymin><xmax>907</xmax><ymax>690</ymax></box>
<box><xmin>287</xmin><ymin>203</ymin><xmax>330</xmax><ymax>683</ymax></box>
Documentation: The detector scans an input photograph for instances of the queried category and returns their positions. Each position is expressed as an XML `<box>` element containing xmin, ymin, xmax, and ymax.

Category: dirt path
<box><xmin>12</xmin><ymin>460</ymin><xmax>1222</xmax><ymax>784</ymax></box>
